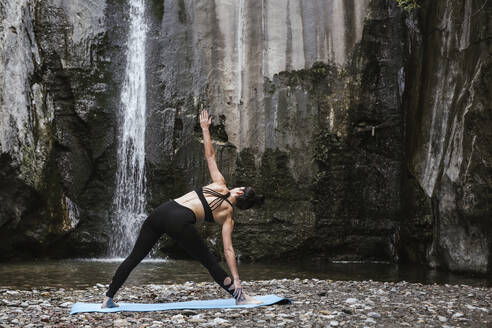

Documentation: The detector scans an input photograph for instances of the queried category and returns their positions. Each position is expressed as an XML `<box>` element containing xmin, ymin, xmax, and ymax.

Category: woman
<box><xmin>102</xmin><ymin>109</ymin><xmax>262</xmax><ymax>308</ymax></box>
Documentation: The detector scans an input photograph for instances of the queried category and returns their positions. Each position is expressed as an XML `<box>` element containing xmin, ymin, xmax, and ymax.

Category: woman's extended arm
<box><xmin>200</xmin><ymin>110</ymin><xmax>226</xmax><ymax>185</ymax></box>
<box><xmin>221</xmin><ymin>217</ymin><xmax>242</xmax><ymax>299</ymax></box>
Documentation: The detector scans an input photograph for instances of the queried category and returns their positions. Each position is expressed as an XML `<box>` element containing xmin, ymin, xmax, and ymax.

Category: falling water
<box><xmin>111</xmin><ymin>0</ymin><xmax>147</xmax><ymax>256</ymax></box>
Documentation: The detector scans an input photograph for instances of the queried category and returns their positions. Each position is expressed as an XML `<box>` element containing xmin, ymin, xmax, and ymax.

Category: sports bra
<box><xmin>195</xmin><ymin>187</ymin><xmax>233</xmax><ymax>222</ymax></box>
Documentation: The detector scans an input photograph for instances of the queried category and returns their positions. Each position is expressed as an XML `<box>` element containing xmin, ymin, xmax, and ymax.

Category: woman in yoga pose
<box><xmin>102</xmin><ymin>109</ymin><xmax>262</xmax><ymax>308</ymax></box>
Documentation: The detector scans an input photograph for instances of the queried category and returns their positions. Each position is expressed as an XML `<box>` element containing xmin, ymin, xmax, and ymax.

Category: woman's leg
<box><xmin>106</xmin><ymin>220</ymin><xmax>160</xmax><ymax>298</ymax></box>
<box><xmin>173</xmin><ymin>223</ymin><xmax>235</xmax><ymax>297</ymax></box>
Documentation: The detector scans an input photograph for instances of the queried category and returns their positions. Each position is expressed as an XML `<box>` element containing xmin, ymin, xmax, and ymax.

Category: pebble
<box><xmin>367</xmin><ymin>312</ymin><xmax>381</xmax><ymax>318</ymax></box>
<box><xmin>0</xmin><ymin>279</ymin><xmax>489</xmax><ymax>327</ymax></box>
<box><xmin>189</xmin><ymin>315</ymin><xmax>206</xmax><ymax>323</ymax></box>
<box><xmin>452</xmin><ymin>312</ymin><xmax>464</xmax><ymax>318</ymax></box>
<box><xmin>213</xmin><ymin>317</ymin><xmax>228</xmax><ymax>324</ymax></box>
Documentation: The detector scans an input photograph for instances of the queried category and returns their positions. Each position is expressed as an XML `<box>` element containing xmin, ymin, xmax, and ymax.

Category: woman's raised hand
<box><xmin>200</xmin><ymin>109</ymin><xmax>212</xmax><ymax>130</ymax></box>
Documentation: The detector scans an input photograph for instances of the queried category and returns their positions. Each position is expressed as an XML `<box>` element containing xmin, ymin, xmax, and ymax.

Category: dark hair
<box><xmin>236</xmin><ymin>187</ymin><xmax>264</xmax><ymax>210</ymax></box>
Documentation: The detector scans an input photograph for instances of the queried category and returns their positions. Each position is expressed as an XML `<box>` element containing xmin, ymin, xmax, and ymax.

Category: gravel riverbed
<box><xmin>0</xmin><ymin>279</ymin><xmax>491</xmax><ymax>327</ymax></box>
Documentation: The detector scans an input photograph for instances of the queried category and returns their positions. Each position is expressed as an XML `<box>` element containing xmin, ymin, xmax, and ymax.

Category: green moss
<box><xmin>312</xmin><ymin>131</ymin><xmax>343</xmax><ymax>165</ymax></box>
<box><xmin>284</xmin><ymin>62</ymin><xmax>338</xmax><ymax>89</ymax></box>
<box><xmin>211</xmin><ymin>114</ymin><xmax>229</xmax><ymax>142</ymax></box>
<box><xmin>147</xmin><ymin>160</ymin><xmax>187</xmax><ymax>209</ymax></box>
<box><xmin>259</xmin><ymin>149</ymin><xmax>308</xmax><ymax>201</ymax></box>
<box><xmin>311</xmin><ymin>131</ymin><xmax>344</xmax><ymax>212</ymax></box>
<box><xmin>235</xmin><ymin>148</ymin><xmax>257</xmax><ymax>187</ymax></box>
<box><xmin>395</xmin><ymin>0</ymin><xmax>419</xmax><ymax>10</ymax></box>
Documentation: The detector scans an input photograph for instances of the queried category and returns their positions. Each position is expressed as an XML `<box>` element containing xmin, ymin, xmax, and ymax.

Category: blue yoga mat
<box><xmin>70</xmin><ymin>294</ymin><xmax>291</xmax><ymax>314</ymax></box>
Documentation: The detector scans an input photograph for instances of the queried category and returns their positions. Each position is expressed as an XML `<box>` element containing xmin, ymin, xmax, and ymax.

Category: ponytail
<box><xmin>236</xmin><ymin>187</ymin><xmax>264</xmax><ymax>210</ymax></box>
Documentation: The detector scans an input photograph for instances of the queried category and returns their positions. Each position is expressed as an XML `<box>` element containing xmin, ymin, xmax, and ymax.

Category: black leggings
<box><xmin>106</xmin><ymin>200</ymin><xmax>234</xmax><ymax>298</ymax></box>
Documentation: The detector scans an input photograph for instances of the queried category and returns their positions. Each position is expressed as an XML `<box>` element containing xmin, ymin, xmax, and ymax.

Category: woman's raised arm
<box><xmin>200</xmin><ymin>109</ymin><xmax>226</xmax><ymax>185</ymax></box>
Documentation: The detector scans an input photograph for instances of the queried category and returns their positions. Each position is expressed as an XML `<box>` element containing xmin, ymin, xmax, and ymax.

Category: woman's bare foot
<box><xmin>236</xmin><ymin>293</ymin><xmax>263</xmax><ymax>305</ymax></box>
<box><xmin>101</xmin><ymin>296</ymin><xmax>119</xmax><ymax>308</ymax></box>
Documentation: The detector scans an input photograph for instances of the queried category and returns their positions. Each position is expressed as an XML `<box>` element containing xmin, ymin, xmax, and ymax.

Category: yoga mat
<box><xmin>70</xmin><ymin>294</ymin><xmax>292</xmax><ymax>314</ymax></box>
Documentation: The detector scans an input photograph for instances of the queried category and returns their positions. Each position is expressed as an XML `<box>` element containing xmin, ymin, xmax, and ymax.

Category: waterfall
<box><xmin>111</xmin><ymin>0</ymin><xmax>147</xmax><ymax>256</ymax></box>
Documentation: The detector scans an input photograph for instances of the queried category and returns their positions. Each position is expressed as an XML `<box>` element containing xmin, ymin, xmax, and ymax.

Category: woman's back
<box><xmin>174</xmin><ymin>183</ymin><xmax>232</xmax><ymax>224</ymax></box>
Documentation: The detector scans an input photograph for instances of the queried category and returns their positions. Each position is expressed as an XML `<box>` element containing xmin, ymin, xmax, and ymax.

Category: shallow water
<box><xmin>0</xmin><ymin>259</ymin><xmax>490</xmax><ymax>289</ymax></box>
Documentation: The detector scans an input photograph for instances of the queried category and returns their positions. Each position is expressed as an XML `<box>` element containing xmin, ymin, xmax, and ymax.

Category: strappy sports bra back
<box><xmin>195</xmin><ymin>187</ymin><xmax>233</xmax><ymax>222</ymax></box>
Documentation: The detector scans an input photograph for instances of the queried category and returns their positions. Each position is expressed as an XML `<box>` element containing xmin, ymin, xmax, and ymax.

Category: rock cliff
<box><xmin>401</xmin><ymin>0</ymin><xmax>491</xmax><ymax>273</ymax></box>
<box><xmin>0</xmin><ymin>0</ymin><xmax>490</xmax><ymax>273</ymax></box>
<box><xmin>0</xmin><ymin>0</ymin><xmax>128</xmax><ymax>257</ymax></box>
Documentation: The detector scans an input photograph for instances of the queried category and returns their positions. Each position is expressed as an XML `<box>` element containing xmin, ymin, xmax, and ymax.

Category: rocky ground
<box><xmin>0</xmin><ymin>279</ymin><xmax>491</xmax><ymax>327</ymax></box>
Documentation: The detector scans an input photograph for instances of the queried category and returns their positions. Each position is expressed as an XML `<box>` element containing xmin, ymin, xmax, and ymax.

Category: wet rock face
<box><xmin>0</xmin><ymin>0</ymin><xmax>127</xmax><ymax>258</ymax></box>
<box><xmin>1</xmin><ymin>0</ymin><xmax>386</xmax><ymax>262</ymax></box>
<box><xmin>145</xmin><ymin>0</ymin><xmax>403</xmax><ymax>262</ymax></box>
<box><xmin>402</xmin><ymin>0</ymin><xmax>492</xmax><ymax>273</ymax></box>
